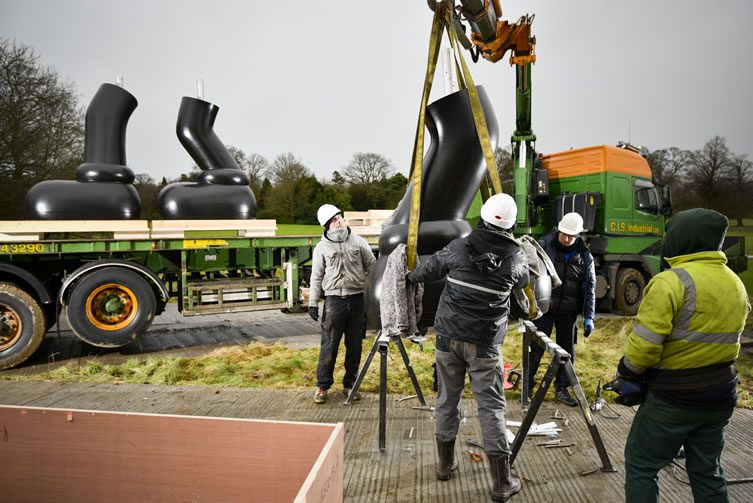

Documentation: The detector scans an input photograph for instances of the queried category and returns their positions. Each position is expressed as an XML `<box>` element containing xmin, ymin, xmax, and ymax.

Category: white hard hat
<box><xmin>317</xmin><ymin>204</ymin><xmax>342</xmax><ymax>227</ymax></box>
<box><xmin>480</xmin><ymin>193</ymin><xmax>517</xmax><ymax>229</ymax></box>
<box><xmin>558</xmin><ymin>212</ymin><xmax>584</xmax><ymax>235</ymax></box>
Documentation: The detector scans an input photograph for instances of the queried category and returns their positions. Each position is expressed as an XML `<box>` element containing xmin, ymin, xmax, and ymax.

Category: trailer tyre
<box><xmin>615</xmin><ymin>268</ymin><xmax>646</xmax><ymax>316</ymax></box>
<box><xmin>66</xmin><ymin>268</ymin><xmax>156</xmax><ymax>347</ymax></box>
<box><xmin>0</xmin><ymin>283</ymin><xmax>46</xmax><ymax>370</ymax></box>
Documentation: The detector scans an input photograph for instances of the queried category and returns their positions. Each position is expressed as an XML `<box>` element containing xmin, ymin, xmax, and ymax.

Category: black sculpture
<box><xmin>24</xmin><ymin>83</ymin><xmax>141</xmax><ymax>219</ymax></box>
<box><xmin>158</xmin><ymin>97</ymin><xmax>256</xmax><ymax>219</ymax></box>
<box><xmin>365</xmin><ymin>86</ymin><xmax>499</xmax><ymax>328</ymax></box>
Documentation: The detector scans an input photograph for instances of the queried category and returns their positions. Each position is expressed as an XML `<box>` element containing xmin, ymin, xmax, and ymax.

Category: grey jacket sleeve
<box><xmin>512</xmin><ymin>248</ymin><xmax>530</xmax><ymax>289</ymax></box>
<box><xmin>360</xmin><ymin>236</ymin><xmax>377</xmax><ymax>273</ymax></box>
<box><xmin>309</xmin><ymin>243</ymin><xmax>325</xmax><ymax>306</ymax></box>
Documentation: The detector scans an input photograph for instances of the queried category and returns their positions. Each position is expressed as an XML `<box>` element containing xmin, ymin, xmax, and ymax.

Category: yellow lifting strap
<box><xmin>407</xmin><ymin>11</ymin><xmax>444</xmax><ymax>270</ymax></box>
<box><xmin>407</xmin><ymin>8</ymin><xmax>502</xmax><ymax>270</ymax></box>
<box><xmin>446</xmin><ymin>11</ymin><xmax>503</xmax><ymax>195</ymax></box>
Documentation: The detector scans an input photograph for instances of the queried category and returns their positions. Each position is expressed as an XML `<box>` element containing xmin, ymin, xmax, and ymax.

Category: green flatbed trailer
<box><xmin>0</xmin><ymin>223</ymin><xmax>379</xmax><ymax>370</ymax></box>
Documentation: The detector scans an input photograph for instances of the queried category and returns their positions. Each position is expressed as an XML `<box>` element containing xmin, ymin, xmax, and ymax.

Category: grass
<box><xmin>4</xmin><ymin>319</ymin><xmax>751</xmax><ymax>409</ymax></box>
<box><xmin>276</xmin><ymin>224</ymin><xmax>321</xmax><ymax>236</ymax></box>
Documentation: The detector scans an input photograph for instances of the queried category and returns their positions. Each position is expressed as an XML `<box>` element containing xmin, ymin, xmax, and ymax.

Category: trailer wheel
<box><xmin>0</xmin><ymin>283</ymin><xmax>47</xmax><ymax>370</ymax></box>
<box><xmin>66</xmin><ymin>268</ymin><xmax>156</xmax><ymax>347</ymax></box>
<box><xmin>614</xmin><ymin>268</ymin><xmax>646</xmax><ymax>316</ymax></box>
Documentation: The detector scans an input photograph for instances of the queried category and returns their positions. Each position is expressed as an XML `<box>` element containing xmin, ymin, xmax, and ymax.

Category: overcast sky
<box><xmin>2</xmin><ymin>0</ymin><xmax>752</xmax><ymax>181</ymax></box>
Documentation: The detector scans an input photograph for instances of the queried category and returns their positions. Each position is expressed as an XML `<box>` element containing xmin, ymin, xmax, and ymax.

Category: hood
<box><xmin>662</xmin><ymin>208</ymin><xmax>728</xmax><ymax>259</ymax></box>
<box><xmin>466</xmin><ymin>229</ymin><xmax>519</xmax><ymax>273</ymax></box>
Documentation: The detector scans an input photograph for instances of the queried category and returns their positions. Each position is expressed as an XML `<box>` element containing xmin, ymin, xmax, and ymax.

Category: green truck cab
<box><xmin>539</xmin><ymin>144</ymin><xmax>668</xmax><ymax>315</ymax></box>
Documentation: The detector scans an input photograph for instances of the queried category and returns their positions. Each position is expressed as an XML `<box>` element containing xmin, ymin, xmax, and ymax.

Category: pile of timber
<box><xmin>0</xmin><ymin>220</ymin><xmax>278</xmax><ymax>242</ymax></box>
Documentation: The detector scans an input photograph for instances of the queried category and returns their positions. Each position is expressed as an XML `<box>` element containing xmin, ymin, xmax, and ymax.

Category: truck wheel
<box><xmin>0</xmin><ymin>283</ymin><xmax>47</xmax><ymax>370</ymax></box>
<box><xmin>66</xmin><ymin>268</ymin><xmax>156</xmax><ymax>347</ymax></box>
<box><xmin>615</xmin><ymin>268</ymin><xmax>646</xmax><ymax>316</ymax></box>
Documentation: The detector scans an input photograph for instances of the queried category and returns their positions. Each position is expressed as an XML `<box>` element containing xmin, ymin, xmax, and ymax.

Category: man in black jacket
<box><xmin>526</xmin><ymin>212</ymin><xmax>596</xmax><ymax>407</ymax></box>
<box><xmin>407</xmin><ymin>193</ymin><xmax>529</xmax><ymax>502</ymax></box>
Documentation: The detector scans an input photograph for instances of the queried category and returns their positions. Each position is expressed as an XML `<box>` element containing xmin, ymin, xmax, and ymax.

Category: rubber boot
<box><xmin>436</xmin><ymin>438</ymin><xmax>458</xmax><ymax>481</ymax></box>
<box><xmin>489</xmin><ymin>455</ymin><xmax>522</xmax><ymax>501</ymax></box>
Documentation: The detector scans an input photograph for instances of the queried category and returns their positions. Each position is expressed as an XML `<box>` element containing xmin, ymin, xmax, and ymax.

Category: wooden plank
<box><xmin>150</xmin><ymin>219</ymin><xmax>277</xmax><ymax>231</ymax></box>
<box><xmin>296</xmin><ymin>422</ymin><xmax>345</xmax><ymax>503</ymax></box>
<box><xmin>0</xmin><ymin>405</ymin><xmax>343</xmax><ymax>503</ymax></box>
<box><xmin>0</xmin><ymin>220</ymin><xmax>149</xmax><ymax>233</ymax></box>
<box><xmin>0</xmin><ymin>233</ymin><xmax>40</xmax><ymax>242</ymax></box>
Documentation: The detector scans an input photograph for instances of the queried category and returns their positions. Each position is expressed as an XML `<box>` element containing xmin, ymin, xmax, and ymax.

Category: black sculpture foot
<box><xmin>24</xmin><ymin>181</ymin><xmax>141</xmax><ymax>220</ymax></box>
<box><xmin>158</xmin><ymin>183</ymin><xmax>256</xmax><ymax>219</ymax></box>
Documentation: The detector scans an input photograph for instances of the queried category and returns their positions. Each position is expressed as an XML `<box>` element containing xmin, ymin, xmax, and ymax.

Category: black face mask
<box><xmin>554</xmin><ymin>238</ymin><xmax>577</xmax><ymax>253</ymax></box>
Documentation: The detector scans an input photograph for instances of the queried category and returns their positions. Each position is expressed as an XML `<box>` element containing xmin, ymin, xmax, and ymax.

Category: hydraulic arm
<box><xmin>427</xmin><ymin>1</ymin><xmax>543</xmax><ymax>232</ymax></box>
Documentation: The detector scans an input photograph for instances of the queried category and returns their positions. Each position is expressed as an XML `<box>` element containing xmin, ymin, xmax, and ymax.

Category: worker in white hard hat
<box><xmin>526</xmin><ymin>211</ymin><xmax>596</xmax><ymax>407</ymax></box>
<box><xmin>405</xmin><ymin>193</ymin><xmax>529</xmax><ymax>502</ymax></box>
<box><xmin>309</xmin><ymin>204</ymin><xmax>376</xmax><ymax>404</ymax></box>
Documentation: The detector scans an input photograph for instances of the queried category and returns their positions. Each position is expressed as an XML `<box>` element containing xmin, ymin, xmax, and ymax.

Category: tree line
<box><xmin>134</xmin><ymin>151</ymin><xmax>408</xmax><ymax>223</ymax></box>
<box><xmin>646</xmin><ymin>137</ymin><xmax>753</xmax><ymax>226</ymax></box>
<box><xmin>2</xmin><ymin>38</ymin><xmax>752</xmax><ymax>225</ymax></box>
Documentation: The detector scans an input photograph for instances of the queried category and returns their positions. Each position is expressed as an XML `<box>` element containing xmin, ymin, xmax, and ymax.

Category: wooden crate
<box><xmin>0</xmin><ymin>405</ymin><xmax>344</xmax><ymax>503</ymax></box>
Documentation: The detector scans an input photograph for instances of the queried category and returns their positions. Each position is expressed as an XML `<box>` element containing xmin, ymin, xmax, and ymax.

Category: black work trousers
<box><xmin>528</xmin><ymin>311</ymin><xmax>578</xmax><ymax>388</ymax></box>
<box><xmin>315</xmin><ymin>293</ymin><xmax>366</xmax><ymax>390</ymax></box>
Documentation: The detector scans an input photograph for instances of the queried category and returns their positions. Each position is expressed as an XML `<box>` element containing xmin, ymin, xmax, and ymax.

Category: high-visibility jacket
<box><xmin>622</xmin><ymin>251</ymin><xmax>749</xmax><ymax>378</ymax></box>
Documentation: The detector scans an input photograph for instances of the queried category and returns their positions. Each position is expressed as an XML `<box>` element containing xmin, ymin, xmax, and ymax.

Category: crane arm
<box><xmin>428</xmin><ymin>0</ymin><xmax>536</xmax><ymax>65</ymax></box>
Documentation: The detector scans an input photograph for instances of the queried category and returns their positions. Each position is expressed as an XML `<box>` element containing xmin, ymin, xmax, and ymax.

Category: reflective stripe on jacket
<box><xmin>623</xmin><ymin>251</ymin><xmax>750</xmax><ymax>375</ymax></box>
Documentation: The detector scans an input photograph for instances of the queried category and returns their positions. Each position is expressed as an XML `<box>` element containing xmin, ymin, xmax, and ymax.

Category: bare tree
<box><xmin>0</xmin><ymin>38</ymin><xmax>84</xmax><ymax>218</ymax></box>
<box><xmin>726</xmin><ymin>153</ymin><xmax>753</xmax><ymax>226</ymax></box>
<box><xmin>646</xmin><ymin>147</ymin><xmax>692</xmax><ymax>186</ymax></box>
<box><xmin>494</xmin><ymin>146</ymin><xmax>514</xmax><ymax>192</ymax></box>
<box><xmin>343</xmin><ymin>152</ymin><xmax>393</xmax><ymax>185</ymax></box>
<box><xmin>686</xmin><ymin>136</ymin><xmax>731</xmax><ymax>209</ymax></box>
<box><xmin>226</xmin><ymin>146</ymin><xmax>270</xmax><ymax>189</ymax></box>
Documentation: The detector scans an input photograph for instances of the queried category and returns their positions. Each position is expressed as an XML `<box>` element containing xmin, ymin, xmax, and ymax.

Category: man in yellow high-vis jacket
<box><xmin>617</xmin><ymin>208</ymin><xmax>750</xmax><ymax>503</ymax></box>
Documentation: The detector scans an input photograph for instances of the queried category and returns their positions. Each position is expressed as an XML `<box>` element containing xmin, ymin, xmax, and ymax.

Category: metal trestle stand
<box><xmin>344</xmin><ymin>330</ymin><xmax>428</xmax><ymax>452</ymax></box>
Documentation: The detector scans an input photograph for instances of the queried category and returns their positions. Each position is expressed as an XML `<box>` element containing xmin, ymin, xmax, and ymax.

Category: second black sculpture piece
<box><xmin>365</xmin><ymin>86</ymin><xmax>499</xmax><ymax>329</ymax></box>
<box><xmin>24</xmin><ymin>83</ymin><xmax>141</xmax><ymax>219</ymax></box>
<box><xmin>158</xmin><ymin>97</ymin><xmax>256</xmax><ymax>219</ymax></box>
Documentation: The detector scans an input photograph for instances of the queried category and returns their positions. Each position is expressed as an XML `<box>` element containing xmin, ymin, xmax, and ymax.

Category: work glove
<box><xmin>584</xmin><ymin>318</ymin><xmax>594</xmax><ymax>337</ymax></box>
<box><xmin>603</xmin><ymin>376</ymin><xmax>646</xmax><ymax>406</ymax></box>
<box><xmin>308</xmin><ymin>306</ymin><xmax>319</xmax><ymax>321</ymax></box>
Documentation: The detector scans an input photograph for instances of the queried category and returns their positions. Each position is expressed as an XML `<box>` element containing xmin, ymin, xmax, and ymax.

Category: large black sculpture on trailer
<box><xmin>365</xmin><ymin>86</ymin><xmax>498</xmax><ymax>328</ymax></box>
<box><xmin>158</xmin><ymin>97</ymin><xmax>256</xmax><ymax>219</ymax></box>
<box><xmin>24</xmin><ymin>83</ymin><xmax>141</xmax><ymax>219</ymax></box>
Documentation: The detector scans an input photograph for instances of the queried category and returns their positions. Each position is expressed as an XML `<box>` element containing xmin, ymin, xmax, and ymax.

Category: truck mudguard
<box><xmin>58</xmin><ymin>259</ymin><xmax>169</xmax><ymax>314</ymax></box>
<box><xmin>0</xmin><ymin>263</ymin><xmax>54</xmax><ymax>307</ymax></box>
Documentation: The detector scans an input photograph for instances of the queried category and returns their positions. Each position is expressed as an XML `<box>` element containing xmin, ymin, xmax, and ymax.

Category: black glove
<box><xmin>405</xmin><ymin>272</ymin><xmax>416</xmax><ymax>284</ymax></box>
<box><xmin>308</xmin><ymin>306</ymin><xmax>319</xmax><ymax>321</ymax></box>
<box><xmin>603</xmin><ymin>377</ymin><xmax>646</xmax><ymax>406</ymax></box>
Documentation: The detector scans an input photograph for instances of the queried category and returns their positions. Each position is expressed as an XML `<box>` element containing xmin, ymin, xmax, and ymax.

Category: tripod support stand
<box><xmin>345</xmin><ymin>330</ymin><xmax>428</xmax><ymax>452</ymax></box>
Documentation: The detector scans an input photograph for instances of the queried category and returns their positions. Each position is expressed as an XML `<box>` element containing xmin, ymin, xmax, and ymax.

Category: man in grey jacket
<box><xmin>309</xmin><ymin>204</ymin><xmax>376</xmax><ymax>404</ymax></box>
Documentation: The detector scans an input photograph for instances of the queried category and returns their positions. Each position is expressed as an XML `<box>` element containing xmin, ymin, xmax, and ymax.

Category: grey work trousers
<box><xmin>315</xmin><ymin>294</ymin><xmax>366</xmax><ymax>390</ymax></box>
<box><xmin>434</xmin><ymin>334</ymin><xmax>510</xmax><ymax>457</ymax></box>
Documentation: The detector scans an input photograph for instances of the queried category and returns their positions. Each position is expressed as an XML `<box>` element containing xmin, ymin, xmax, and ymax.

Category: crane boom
<box><xmin>428</xmin><ymin>0</ymin><xmax>541</xmax><ymax>231</ymax></box>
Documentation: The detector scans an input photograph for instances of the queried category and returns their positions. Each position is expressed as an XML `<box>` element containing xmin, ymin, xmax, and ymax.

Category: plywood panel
<box><xmin>0</xmin><ymin>405</ymin><xmax>343</xmax><ymax>503</ymax></box>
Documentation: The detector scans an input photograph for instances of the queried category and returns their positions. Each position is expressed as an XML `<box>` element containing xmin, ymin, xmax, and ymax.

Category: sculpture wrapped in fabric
<box><xmin>365</xmin><ymin>86</ymin><xmax>498</xmax><ymax>329</ymax></box>
<box><xmin>24</xmin><ymin>83</ymin><xmax>141</xmax><ymax>219</ymax></box>
<box><xmin>158</xmin><ymin>97</ymin><xmax>256</xmax><ymax>219</ymax></box>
